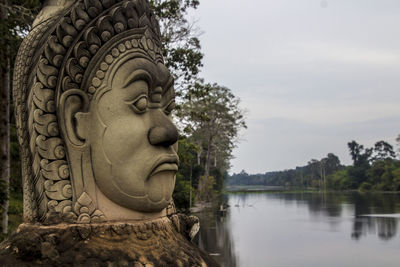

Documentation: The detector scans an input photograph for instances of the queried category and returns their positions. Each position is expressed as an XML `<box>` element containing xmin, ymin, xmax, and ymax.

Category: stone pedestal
<box><xmin>0</xmin><ymin>215</ymin><xmax>218</xmax><ymax>266</ymax></box>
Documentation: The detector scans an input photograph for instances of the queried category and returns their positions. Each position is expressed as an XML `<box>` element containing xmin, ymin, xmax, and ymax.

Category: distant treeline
<box><xmin>229</xmin><ymin>139</ymin><xmax>400</xmax><ymax>191</ymax></box>
<box><xmin>229</xmin><ymin>153</ymin><xmax>343</xmax><ymax>188</ymax></box>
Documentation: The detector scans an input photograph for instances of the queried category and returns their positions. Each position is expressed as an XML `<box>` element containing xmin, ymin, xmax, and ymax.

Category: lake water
<box><xmin>194</xmin><ymin>192</ymin><xmax>400</xmax><ymax>267</ymax></box>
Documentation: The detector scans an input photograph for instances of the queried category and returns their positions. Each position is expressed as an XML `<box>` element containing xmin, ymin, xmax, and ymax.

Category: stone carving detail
<box><xmin>7</xmin><ymin>2</ymin><xmax>219</xmax><ymax>265</ymax></box>
<box><xmin>0</xmin><ymin>216</ymin><xmax>217</xmax><ymax>266</ymax></box>
<box><xmin>74</xmin><ymin>192</ymin><xmax>106</xmax><ymax>223</ymax></box>
<box><xmin>13</xmin><ymin>0</ymin><xmax>166</xmax><ymax>223</ymax></box>
<box><xmin>86</xmin><ymin>35</ymin><xmax>162</xmax><ymax>96</ymax></box>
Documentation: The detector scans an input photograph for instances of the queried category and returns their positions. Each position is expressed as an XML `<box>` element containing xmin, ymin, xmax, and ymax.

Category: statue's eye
<box><xmin>130</xmin><ymin>96</ymin><xmax>148</xmax><ymax>114</ymax></box>
<box><xmin>164</xmin><ymin>100</ymin><xmax>175</xmax><ymax>115</ymax></box>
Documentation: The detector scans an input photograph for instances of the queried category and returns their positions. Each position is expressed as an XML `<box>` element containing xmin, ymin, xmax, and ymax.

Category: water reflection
<box><xmin>194</xmin><ymin>208</ymin><xmax>237</xmax><ymax>267</ymax></box>
<box><xmin>265</xmin><ymin>192</ymin><xmax>400</xmax><ymax>241</ymax></box>
<box><xmin>352</xmin><ymin>216</ymin><xmax>398</xmax><ymax>240</ymax></box>
<box><xmin>195</xmin><ymin>192</ymin><xmax>400</xmax><ymax>267</ymax></box>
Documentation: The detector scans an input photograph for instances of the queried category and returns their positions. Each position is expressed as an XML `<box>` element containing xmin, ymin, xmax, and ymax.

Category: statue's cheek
<box><xmin>101</xmin><ymin>117</ymin><xmax>147</xmax><ymax>164</ymax></box>
<box><xmin>96</xmin><ymin>90</ymin><xmax>124</xmax><ymax>125</ymax></box>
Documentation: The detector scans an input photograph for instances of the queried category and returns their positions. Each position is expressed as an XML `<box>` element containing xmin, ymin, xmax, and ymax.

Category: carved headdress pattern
<box><xmin>13</xmin><ymin>0</ymin><xmax>163</xmax><ymax>223</ymax></box>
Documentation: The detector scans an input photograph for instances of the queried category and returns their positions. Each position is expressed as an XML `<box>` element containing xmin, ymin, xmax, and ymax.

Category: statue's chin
<box><xmin>147</xmin><ymin>171</ymin><xmax>176</xmax><ymax>203</ymax></box>
<box><xmin>122</xmin><ymin>198</ymin><xmax>171</xmax><ymax>213</ymax></box>
<box><xmin>96</xmin><ymin>171</ymin><xmax>176</xmax><ymax>213</ymax></box>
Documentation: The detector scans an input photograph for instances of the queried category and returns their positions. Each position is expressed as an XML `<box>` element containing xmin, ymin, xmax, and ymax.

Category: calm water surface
<box><xmin>195</xmin><ymin>192</ymin><xmax>400</xmax><ymax>267</ymax></box>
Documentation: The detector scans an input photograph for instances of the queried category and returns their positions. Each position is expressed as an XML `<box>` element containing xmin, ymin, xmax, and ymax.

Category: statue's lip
<box><xmin>148</xmin><ymin>154</ymin><xmax>179</xmax><ymax>178</ymax></box>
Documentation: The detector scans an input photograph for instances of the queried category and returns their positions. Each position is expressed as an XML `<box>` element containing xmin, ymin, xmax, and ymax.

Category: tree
<box><xmin>0</xmin><ymin>0</ymin><xmax>10</xmax><ymax>234</ymax></box>
<box><xmin>348</xmin><ymin>140</ymin><xmax>372</xmax><ymax>165</ymax></box>
<box><xmin>396</xmin><ymin>134</ymin><xmax>400</xmax><ymax>158</ymax></box>
<box><xmin>324</xmin><ymin>153</ymin><xmax>341</xmax><ymax>172</ymax></box>
<box><xmin>306</xmin><ymin>159</ymin><xmax>321</xmax><ymax>188</ymax></box>
<box><xmin>347</xmin><ymin>141</ymin><xmax>372</xmax><ymax>188</ymax></box>
<box><xmin>319</xmin><ymin>153</ymin><xmax>343</xmax><ymax>188</ymax></box>
<box><xmin>0</xmin><ymin>0</ymin><xmax>40</xmax><ymax>234</ymax></box>
<box><xmin>326</xmin><ymin>168</ymin><xmax>352</xmax><ymax>190</ymax></box>
<box><xmin>179</xmin><ymin>82</ymin><xmax>247</xmax><ymax>202</ymax></box>
<box><xmin>372</xmin><ymin>141</ymin><xmax>396</xmax><ymax>162</ymax></box>
<box><xmin>149</xmin><ymin>0</ymin><xmax>203</xmax><ymax>92</ymax></box>
<box><xmin>174</xmin><ymin>137</ymin><xmax>200</xmax><ymax>209</ymax></box>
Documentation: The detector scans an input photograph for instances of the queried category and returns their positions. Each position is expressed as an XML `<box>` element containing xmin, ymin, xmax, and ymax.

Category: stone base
<box><xmin>0</xmin><ymin>214</ymin><xmax>219</xmax><ymax>266</ymax></box>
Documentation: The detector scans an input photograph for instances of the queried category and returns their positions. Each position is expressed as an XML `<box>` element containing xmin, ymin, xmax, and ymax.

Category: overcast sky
<box><xmin>189</xmin><ymin>0</ymin><xmax>400</xmax><ymax>174</ymax></box>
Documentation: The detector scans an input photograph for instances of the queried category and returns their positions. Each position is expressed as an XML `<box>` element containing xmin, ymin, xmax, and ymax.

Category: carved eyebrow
<box><xmin>122</xmin><ymin>70</ymin><xmax>152</xmax><ymax>89</ymax></box>
<box><xmin>161</xmin><ymin>77</ymin><xmax>175</xmax><ymax>106</ymax></box>
<box><xmin>162</xmin><ymin>76</ymin><xmax>174</xmax><ymax>95</ymax></box>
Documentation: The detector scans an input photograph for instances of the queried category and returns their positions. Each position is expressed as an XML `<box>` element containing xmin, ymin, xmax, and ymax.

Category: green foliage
<box><xmin>0</xmin><ymin>0</ymin><xmax>40</xmax><ymax>235</ymax></box>
<box><xmin>180</xmin><ymin>82</ymin><xmax>247</xmax><ymax>171</ymax></box>
<box><xmin>348</xmin><ymin>140</ymin><xmax>372</xmax><ymax>166</ymax></box>
<box><xmin>173</xmin><ymin>137</ymin><xmax>201</xmax><ymax>210</ymax></box>
<box><xmin>0</xmin><ymin>180</ymin><xmax>7</xmax><ymax>207</ymax></box>
<box><xmin>346</xmin><ymin>140</ymin><xmax>399</xmax><ymax>191</ymax></box>
<box><xmin>372</xmin><ymin>141</ymin><xmax>396</xmax><ymax>162</ymax></box>
<box><xmin>179</xmin><ymin>82</ymin><xmax>247</xmax><ymax>202</ymax></box>
<box><xmin>326</xmin><ymin>168</ymin><xmax>352</xmax><ymax>190</ymax></box>
<box><xmin>10</xmin><ymin>125</ymin><xmax>21</xmax><ymax>193</ymax></box>
<box><xmin>392</xmin><ymin>168</ymin><xmax>400</xmax><ymax>191</ymax></box>
<box><xmin>0</xmin><ymin>0</ymin><xmax>40</xmax><ymax>221</ymax></box>
<box><xmin>149</xmin><ymin>0</ymin><xmax>203</xmax><ymax>89</ymax></box>
<box><xmin>359</xmin><ymin>182</ymin><xmax>372</xmax><ymax>192</ymax></box>
<box><xmin>0</xmin><ymin>192</ymin><xmax>22</xmax><ymax>241</ymax></box>
<box><xmin>8</xmin><ymin>193</ymin><xmax>23</xmax><ymax>215</ymax></box>
<box><xmin>195</xmin><ymin>175</ymin><xmax>217</xmax><ymax>202</ymax></box>
<box><xmin>229</xmin><ymin>153</ymin><xmax>344</xmax><ymax>189</ymax></box>
<box><xmin>373</xmin><ymin>159</ymin><xmax>400</xmax><ymax>191</ymax></box>
<box><xmin>173</xmin><ymin>174</ymin><xmax>193</xmax><ymax>211</ymax></box>
<box><xmin>0</xmin><ymin>0</ymin><xmax>41</xmax><ymax>70</ymax></box>
<box><xmin>150</xmin><ymin>0</ymin><xmax>199</xmax><ymax>20</ymax></box>
<box><xmin>344</xmin><ymin>140</ymin><xmax>397</xmax><ymax>189</ymax></box>
<box><xmin>229</xmin><ymin>138</ymin><xmax>400</xmax><ymax>193</ymax></box>
<box><xmin>177</xmin><ymin>137</ymin><xmax>198</xmax><ymax>169</ymax></box>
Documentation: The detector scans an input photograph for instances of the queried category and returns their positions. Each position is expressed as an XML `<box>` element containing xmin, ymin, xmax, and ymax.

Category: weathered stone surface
<box><xmin>0</xmin><ymin>216</ymin><xmax>218</xmax><ymax>266</ymax></box>
<box><xmin>13</xmin><ymin>0</ymin><xmax>179</xmax><ymax>224</ymax></box>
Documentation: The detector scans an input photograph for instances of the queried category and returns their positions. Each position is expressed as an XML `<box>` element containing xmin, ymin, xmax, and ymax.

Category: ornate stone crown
<box><xmin>13</xmin><ymin>0</ymin><xmax>164</xmax><ymax>224</ymax></box>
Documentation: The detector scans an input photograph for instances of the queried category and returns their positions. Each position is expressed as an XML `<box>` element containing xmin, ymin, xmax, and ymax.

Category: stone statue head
<box><xmin>13</xmin><ymin>0</ymin><xmax>179</xmax><ymax>224</ymax></box>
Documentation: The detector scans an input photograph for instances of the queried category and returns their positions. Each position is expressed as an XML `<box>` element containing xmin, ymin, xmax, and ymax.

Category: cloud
<box><xmin>231</xmin><ymin>116</ymin><xmax>400</xmax><ymax>173</ymax></box>
<box><xmin>192</xmin><ymin>0</ymin><xmax>400</xmax><ymax>173</ymax></box>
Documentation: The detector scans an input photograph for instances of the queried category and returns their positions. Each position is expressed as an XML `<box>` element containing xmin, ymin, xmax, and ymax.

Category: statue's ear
<box><xmin>59</xmin><ymin>89</ymin><xmax>90</xmax><ymax>147</ymax></box>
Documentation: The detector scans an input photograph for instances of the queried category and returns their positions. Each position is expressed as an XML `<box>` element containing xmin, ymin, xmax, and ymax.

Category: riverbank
<box><xmin>225</xmin><ymin>185</ymin><xmax>400</xmax><ymax>194</ymax></box>
<box><xmin>225</xmin><ymin>185</ymin><xmax>317</xmax><ymax>193</ymax></box>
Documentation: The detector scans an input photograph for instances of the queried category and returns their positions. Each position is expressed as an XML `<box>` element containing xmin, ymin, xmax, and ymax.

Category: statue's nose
<box><xmin>148</xmin><ymin>114</ymin><xmax>178</xmax><ymax>147</ymax></box>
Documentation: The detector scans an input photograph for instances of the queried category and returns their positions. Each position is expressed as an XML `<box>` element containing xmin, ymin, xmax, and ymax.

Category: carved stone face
<box><xmin>80</xmin><ymin>56</ymin><xmax>178</xmax><ymax>213</ymax></box>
